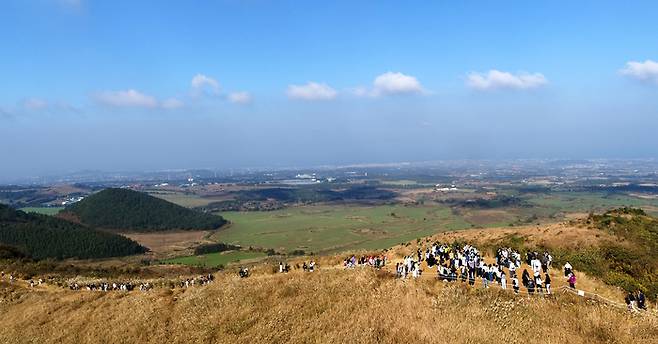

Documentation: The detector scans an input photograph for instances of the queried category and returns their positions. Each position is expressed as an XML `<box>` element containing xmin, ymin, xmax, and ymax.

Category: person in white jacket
<box><xmin>563</xmin><ymin>261</ymin><xmax>573</xmax><ymax>277</ymax></box>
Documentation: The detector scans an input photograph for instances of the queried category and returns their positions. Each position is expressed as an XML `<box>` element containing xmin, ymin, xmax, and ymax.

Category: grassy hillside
<box><xmin>0</xmin><ymin>269</ymin><xmax>656</xmax><ymax>343</ymax></box>
<box><xmin>65</xmin><ymin>188</ymin><xmax>226</xmax><ymax>232</ymax></box>
<box><xmin>404</xmin><ymin>207</ymin><xmax>658</xmax><ymax>300</ymax></box>
<box><xmin>564</xmin><ymin>208</ymin><xmax>658</xmax><ymax>298</ymax></box>
<box><xmin>0</xmin><ymin>204</ymin><xmax>146</xmax><ymax>260</ymax></box>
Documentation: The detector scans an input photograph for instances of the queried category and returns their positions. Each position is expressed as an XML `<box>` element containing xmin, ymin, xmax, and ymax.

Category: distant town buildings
<box><xmin>61</xmin><ymin>196</ymin><xmax>84</xmax><ymax>206</ymax></box>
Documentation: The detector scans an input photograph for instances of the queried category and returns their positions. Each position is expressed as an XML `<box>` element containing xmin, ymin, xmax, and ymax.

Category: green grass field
<box><xmin>161</xmin><ymin>190</ymin><xmax>658</xmax><ymax>267</ymax></box>
<box><xmin>526</xmin><ymin>192</ymin><xmax>658</xmax><ymax>216</ymax></box>
<box><xmin>147</xmin><ymin>191</ymin><xmax>220</xmax><ymax>208</ymax></box>
<box><xmin>18</xmin><ymin>207</ymin><xmax>64</xmax><ymax>215</ymax></box>
<box><xmin>211</xmin><ymin>205</ymin><xmax>472</xmax><ymax>254</ymax></box>
<box><xmin>161</xmin><ymin>250</ymin><xmax>266</xmax><ymax>267</ymax></box>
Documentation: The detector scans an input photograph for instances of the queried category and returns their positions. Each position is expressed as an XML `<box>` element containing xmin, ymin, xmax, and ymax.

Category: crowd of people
<box><xmin>392</xmin><ymin>243</ymin><xmax>564</xmax><ymax>296</ymax></box>
<box><xmin>2</xmin><ymin>249</ymin><xmax>654</xmax><ymax>313</ymax></box>
<box><xmin>178</xmin><ymin>273</ymin><xmax>215</xmax><ymax>288</ymax></box>
<box><xmin>68</xmin><ymin>281</ymin><xmax>145</xmax><ymax>292</ymax></box>
<box><xmin>343</xmin><ymin>255</ymin><xmax>387</xmax><ymax>269</ymax></box>
<box><xmin>65</xmin><ymin>273</ymin><xmax>215</xmax><ymax>292</ymax></box>
<box><xmin>396</xmin><ymin>254</ymin><xmax>421</xmax><ymax>278</ymax></box>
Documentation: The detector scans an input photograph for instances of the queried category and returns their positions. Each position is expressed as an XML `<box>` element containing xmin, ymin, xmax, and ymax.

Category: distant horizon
<box><xmin>2</xmin><ymin>1</ymin><xmax>658</xmax><ymax>181</ymax></box>
<box><xmin>2</xmin><ymin>157</ymin><xmax>657</xmax><ymax>185</ymax></box>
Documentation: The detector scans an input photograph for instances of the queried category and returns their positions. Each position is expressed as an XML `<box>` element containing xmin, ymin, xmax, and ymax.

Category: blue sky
<box><xmin>1</xmin><ymin>1</ymin><xmax>658</xmax><ymax>180</ymax></box>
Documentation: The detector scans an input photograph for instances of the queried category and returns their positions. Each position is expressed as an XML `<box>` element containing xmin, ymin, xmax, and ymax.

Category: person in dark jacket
<box><xmin>521</xmin><ymin>269</ymin><xmax>530</xmax><ymax>288</ymax></box>
<box><xmin>636</xmin><ymin>290</ymin><xmax>646</xmax><ymax>310</ymax></box>
<box><xmin>625</xmin><ymin>292</ymin><xmax>635</xmax><ymax>311</ymax></box>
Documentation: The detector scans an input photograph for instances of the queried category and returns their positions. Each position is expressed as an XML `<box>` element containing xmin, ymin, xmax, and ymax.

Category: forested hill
<box><xmin>0</xmin><ymin>204</ymin><xmax>146</xmax><ymax>260</ymax></box>
<box><xmin>64</xmin><ymin>188</ymin><xmax>226</xmax><ymax>232</ymax></box>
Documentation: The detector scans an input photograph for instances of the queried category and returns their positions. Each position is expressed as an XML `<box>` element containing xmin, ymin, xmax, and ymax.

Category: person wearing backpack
<box><xmin>568</xmin><ymin>273</ymin><xmax>576</xmax><ymax>289</ymax></box>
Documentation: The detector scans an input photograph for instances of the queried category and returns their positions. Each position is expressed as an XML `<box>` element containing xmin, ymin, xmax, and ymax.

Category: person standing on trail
<box><xmin>481</xmin><ymin>264</ymin><xmax>490</xmax><ymax>288</ymax></box>
<box><xmin>636</xmin><ymin>290</ymin><xmax>646</xmax><ymax>310</ymax></box>
<box><xmin>488</xmin><ymin>265</ymin><xmax>495</xmax><ymax>287</ymax></box>
<box><xmin>512</xmin><ymin>275</ymin><xmax>520</xmax><ymax>294</ymax></box>
<box><xmin>543</xmin><ymin>252</ymin><xmax>552</xmax><ymax>273</ymax></box>
<box><xmin>279</xmin><ymin>262</ymin><xmax>284</xmax><ymax>273</ymax></box>
<box><xmin>567</xmin><ymin>273</ymin><xmax>576</xmax><ymax>289</ymax></box>
<box><xmin>527</xmin><ymin>278</ymin><xmax>535</xmax><ymax>294</ymax></box>
<box><xmin>625</xmin><ymin>292</ymin><xmax>634</xmax><ymax>311</ymax></box>
<box><xmin>531</xmin><ymin>257</ymin><xmax>542</xmax><ymax>278</ymax></box>
<box><xmin>535</xmin><ymin>274</ymin><xmax>543</xmax><ymax>294</ymax></box>
<box><xmin>521</xmin><ymin>269</ymin><xmax>530</xmax><ymax>289</ymax></box>
<box><xmin>563</xmin><ymin>262</ymin><xmax>573</xmax><ymax>277</ymax></box>
<box><xmin>544</xmin><ymin>273</ymin><xmax>551</xmax><ymax>295</ymax></box>
<box><xmin>500</xmin><ymin>271</ymin><xmax>507</xmax><ymax>290</ymax></box>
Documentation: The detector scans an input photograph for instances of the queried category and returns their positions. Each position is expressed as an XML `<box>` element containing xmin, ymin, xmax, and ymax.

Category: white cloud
<box><xmin>94</xmin><ymin>89</ymin><xmax>158</xmax><ymax>108</ymax></box>
<box><xmin>161</xmin><ymin>98</ymin><xmax>184</xmax><ymax>109</ymax></box>
<box><xmin>466</xmin><ymin>70</ymin><xmax>547</xmax><ymax>90</ymax></box>
<box><xmin>372</xmin><ymin>72</ymin><xmax>424</xmax><ymax>96</ymax></box>
<box><xmin>191</xmin><ymin>74</ymin><xmax>220</xmax><ymax>95</ymax></box>
<box><xmin>23</xmin><ymin>98</ymin><xmax>48</xmax><ymax>110</ymax></box>
<box><xmin>619</xmin><ymin>60</ymin><xmax>658</xmax><ymax>83</ymax></box>
<box><xmin>228</xmin><ymin>92</ymin><xmax>252</xmax><ymax>104</ymax></box>
<box><xmin>287</xmin><ymin>82</ymin><xmax>337</xmax><ymax>100</ymax></box>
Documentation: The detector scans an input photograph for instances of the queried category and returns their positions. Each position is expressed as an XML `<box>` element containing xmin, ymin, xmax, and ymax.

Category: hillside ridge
<box><xmin>63</xmin><ymin>188</ymin><xmax>226</xmax><ymax>232</ymax></box>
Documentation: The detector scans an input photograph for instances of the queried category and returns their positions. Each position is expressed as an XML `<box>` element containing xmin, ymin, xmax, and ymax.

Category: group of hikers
<box><xmin>343</xmin><ymin>255</ymin><xmax>388</xmax><ymax>269</ymax></box>
<box><xmin>276</xmin><ymin>260</ymin><xmax>317</xmax><ymax>273</ymax></box>
<box><xmin>68</xmin><ymin>281</ymin><xmax>148</xmax><ymax>292</ymax></box>
<box><xmin>178</xmin><ymin>273</ymin><xmax>215</xmax><ymax>288</ymax></box>
<box><xmin>626</xmin><ymin>290</ymin><xmax>648</xmax><ymax>311</ymax></box>
<box><xmin>396</xmin><ymin>254</ymin><xmax>422</xmax><ymax>278</ymax></box>
<box><xmin>393</xmin><ymin>242</ymin><xmax>572</xmax><ymax>296</ymax></box>
<box><xmin>67</xmin><ymin>274</ymin><xmax>216</xmax><ymax>292</ymax></box>
<box><xmin>2</xmin><ymin>248</ymin><xmax>654</xmax><ymax>313</ymax></box>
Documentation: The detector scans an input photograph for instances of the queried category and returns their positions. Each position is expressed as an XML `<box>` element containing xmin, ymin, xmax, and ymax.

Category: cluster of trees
<box><xmin>233</xmin><ymin>186</ymin><xmax>397</xmax><ymax>204</ymax></box>
<box><xmin>194</xmin><ymin>242</ymin><xmax>241</xmax><ymax>255</ymax></box>
<box><xmin>200</xmin><ymin>186</ymin><xmax>397</xmax><ymax>213</ymax></box>
<box><xmin>0</xmin><ymin>204</ymin><xmax>146</xmax><ymax>260</ymax></box>
<box><xmin>66</xmin><ymin>188</ymin><xmax>226</xmax><ymax>232</ymax></box>
<box><xmin>449</xmin><ymin>195</ymin><xmax>527</xmax><ymax>209</ymax></box>
<box><xmin>201</xmin><ymin>199</ymin><xmax>285</xmax><ymax>212</ymax></box>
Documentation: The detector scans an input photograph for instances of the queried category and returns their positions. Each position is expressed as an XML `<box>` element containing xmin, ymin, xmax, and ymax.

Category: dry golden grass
<box><xmin>124</xmin><ymin>230</ymin><xmax>213</xmax><ymax>257</ymax></box>
<box><xmin>1</xmin><ymin>269</ymin><xmax>656</xmax><ymax>344</ymax></box>
<box><xmin>2</xmin><ymin>217</ymin><xmax>656</xmax><ymax>343</ymax></box>
<box><xmin>403</xmin><ymin>222</ymin><xmax>618</xmax><ymax>252</ymax></box>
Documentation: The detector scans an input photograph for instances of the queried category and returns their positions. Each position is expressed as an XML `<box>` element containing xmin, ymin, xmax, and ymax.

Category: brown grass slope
<box><xmin>1</xmin><ymin>269</ymin><xmax>657</xmax><ymax>344</ymax></box>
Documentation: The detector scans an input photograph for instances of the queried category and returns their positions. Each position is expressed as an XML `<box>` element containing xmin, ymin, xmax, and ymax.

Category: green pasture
<box><xmin>19</xmin><ymin>207</ymin><xmax>64</xmax><ymax>215</ymax></box>
<box><xmin>212</xmin><ymin>205</ymin><xmax>472</xmax><ymax>254</ymax></box>
<box><xmin>148</xmin><ymin>191</ymin><xmax>220</xmax><ymax>208</ymax></box>
<box><xmin>526</xmin><ymin>192</ymin><xmax>658</xmax><ymax>216</ymax></box>
<box><xmin>161</xmin><ymin>250</ymin><xmax>266</xmax><ymax>267</ymax></box>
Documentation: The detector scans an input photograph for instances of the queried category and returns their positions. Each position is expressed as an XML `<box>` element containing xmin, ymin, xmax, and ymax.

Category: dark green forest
<box><xmin>66</xmin><ymin>188</ymin><xmax>226</xmax><ymax>231</ymax></box>
<box><xmin>0</xmin><ymin>204</ymin><xmax>146</xmax><ymax>260</ymax></box>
